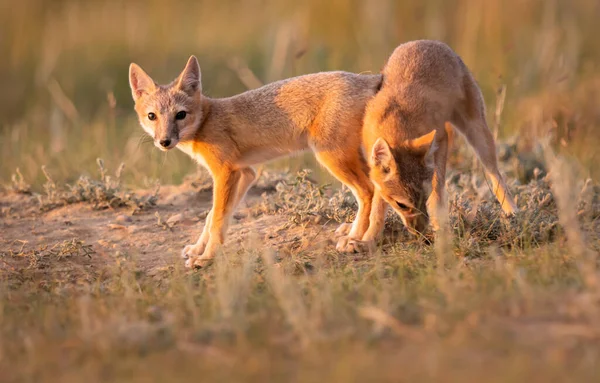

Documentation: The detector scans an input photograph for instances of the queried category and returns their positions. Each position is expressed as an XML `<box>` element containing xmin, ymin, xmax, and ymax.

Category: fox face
<box><xmin>369</xmin><ymin>131</ymin><xmax>442</xmax><ymax>235</ymax></box>
<box><xmin>129</xmin><ymin>56</ymin><xmax>203</xmax><ymax>151</ymax></box>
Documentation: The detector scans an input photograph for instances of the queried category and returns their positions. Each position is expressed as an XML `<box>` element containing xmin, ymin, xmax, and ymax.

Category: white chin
<box><xmin>155</xmin><ymin>144</ymin><xmax>176</xmax><ymax>151</ymax></box>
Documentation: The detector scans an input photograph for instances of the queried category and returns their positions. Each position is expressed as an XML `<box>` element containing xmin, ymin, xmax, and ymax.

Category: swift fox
<box><xmin>339</xmin><ymin>40</ymin><xmax>518</xmax><ymax>252</ymax></box>
<box><xmin>129</xmin><ymin>57</ymin><xmax>382</xmax><ymax>267</ymax></box>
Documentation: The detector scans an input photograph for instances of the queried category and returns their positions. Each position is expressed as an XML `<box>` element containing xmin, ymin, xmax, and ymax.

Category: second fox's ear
<box><xmin>176</xmin><ymin>56</ymin><xmax>202</xmax><ymax>95</ymax></box>
<box><xmin>404</xmin><ymin>129</ymin><xmax>444</xmax><ymax>169</ymax></box>
<box><xmin>371</xmin><ymin>138</ymin><xmax>394</xmax><ymax>170</ymax></box>
<box><xmin>404</xmin><ymin>130</ymin><xmax>437</xmax><ymax>157</ymax></box>
<box><xmin>129</xmin><ymin>63</ymin><xmax>155</xmax><ymax>101</ymax></box>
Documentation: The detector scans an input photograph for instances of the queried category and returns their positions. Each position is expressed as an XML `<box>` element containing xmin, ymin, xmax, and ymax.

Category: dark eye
<box><xmin>175</xmin><ymin>111</ymin><xmax>187</xmax><ymax>120</ymax></box>
<box><xmin>396</xmin><ymin>202</ymin><xmax>409</xmax><ymax>210</ymax></box>
<box><xmin>147</xmin><ymin>112</ymin><xmax>156</xmax><ymax>121</ymax></box>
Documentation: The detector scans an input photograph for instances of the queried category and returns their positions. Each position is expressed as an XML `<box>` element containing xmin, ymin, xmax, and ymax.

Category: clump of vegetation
<box><xmin>8</xmin><ymin>168</ymin><xmax>32</xmax><ymax>194</ymax></box>
<box><xmin>2</xmin><ymin>238</ymin><xmax>94</xmax><ymax>269</ymax></box>
<box><xmin>448</xmin><ymin>173</ymin><xmax>558</xmax><ymax>253</ymax></box>
<box><xmin>449</xmin><ymin>169</ymin><xmax>599</xmax><ymax>251</ymax></box>
<box><xmin>252</xmin><ymin>169</ymin><xmax>358</xmax><ymax>225</ymax></box>
<box><xmin>253</xmin><ymin>164</ymin><xmax>599</xmax><ymax>254</ymax></box>
<box><xmin>37</xmin><ymin>158</ymin><xmax>159</xmax><ymax>213</ymax></box>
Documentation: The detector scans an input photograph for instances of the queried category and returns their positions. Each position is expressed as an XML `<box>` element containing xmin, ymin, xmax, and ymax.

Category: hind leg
<box><xmin>314</xmin><ymin>150</ymin><xmax>374</xmax><ymax>252</ymax></box>
<box><xmin>454</xmin><ymin>116</ymin><xmax>517</xmax><ymax>215</ymax></box>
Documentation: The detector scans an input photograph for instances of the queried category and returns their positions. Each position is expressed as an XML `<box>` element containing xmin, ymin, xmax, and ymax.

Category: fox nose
<box><xmin>159</xmin><ymin>139</ymin><xmax>171</xmax><ymax>148</ymax></box>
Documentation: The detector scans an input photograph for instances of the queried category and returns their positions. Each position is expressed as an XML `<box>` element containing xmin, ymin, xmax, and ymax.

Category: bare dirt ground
<box><xmin>0</xmin><ymin>178</ymin><xmax>343</xmax><ymax>279</ymax></box>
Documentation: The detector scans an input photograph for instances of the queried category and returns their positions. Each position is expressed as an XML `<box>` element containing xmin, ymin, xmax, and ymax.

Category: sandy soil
<box><xmin>0</xmin><ymin>181</ymin><xmax>343</xmax><ymax>277</ymax></box>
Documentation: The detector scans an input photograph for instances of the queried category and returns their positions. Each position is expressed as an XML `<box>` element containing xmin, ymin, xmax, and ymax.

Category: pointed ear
<box><xmin>176</xmin><ymin>56</ymin><xmax>202</xmax><ymax>95</ymax></box>
<box><xmin>129</xmin><ymin>63</ymin><xmax>155</xmax><ymax>101</ymax></box>
<box><xmin>405</xmin><ymin>129</ymin><xmax>447</xmax><ymax>169</ymax></box>
<box><xmin>371</xmin><ymin>138</ymin><xmax>394</xmax><ymax>170</ymax></box>
<box><xmin>404</xmin><ymin>130</ymin><xmax>438</xmax><ymax>157</ymax></box>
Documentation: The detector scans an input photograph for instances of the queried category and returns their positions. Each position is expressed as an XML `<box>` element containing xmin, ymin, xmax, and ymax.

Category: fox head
<box><xmin>369</xmin><ymin>129</ymin><xmax>446</xmax><ymax>235</ymax></box>
<box><xmin>128</xmin><ymin>56</ymin><xmax>203</xmax><ymax>151</ymax></box>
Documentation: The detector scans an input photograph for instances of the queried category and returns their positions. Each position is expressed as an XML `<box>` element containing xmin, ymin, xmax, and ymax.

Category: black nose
<box><xmin>159</xmin><ymin>139</ymin><xmax>171</xmax><ymax>147</ymax></box>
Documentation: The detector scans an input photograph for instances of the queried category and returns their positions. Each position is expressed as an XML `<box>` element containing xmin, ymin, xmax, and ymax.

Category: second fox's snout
<box><xmin>404</xmin><ymin>213</ymin><xmax>429</xmax><ymax>235</ymax></box>
<box><xmin>159</xmin><ymin>139</ymin><xmax>171</xmax><ymax>148</ymax></box>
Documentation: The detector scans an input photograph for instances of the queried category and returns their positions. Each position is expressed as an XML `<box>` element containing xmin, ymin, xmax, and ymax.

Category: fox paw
<box><xmin>184</xmin><ymin>255</ymin><xmax>214</xmax><ymax>269</ymax></box>
<box><xmin>181</xmin><ymin>243</ymin><xmax>206</xmax><ymax>259</ymax></box>
<box><xmin>336</xmin><ymin>237</ymin><xmax>373</xmax><ymax>253</ymax></box>
<box><xmin>334</xmin><ymin>223</ymin><xmax>352</xmax><ymax>237</ymax></box>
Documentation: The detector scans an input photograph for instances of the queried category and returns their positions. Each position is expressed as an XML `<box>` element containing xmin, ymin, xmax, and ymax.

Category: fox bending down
<box><xmin>338</xmin><ymin>40</ymin><xmax>517</xmax><ymax>252</ymax></box>
<box><xmin>129</xmin><ymin>57</ymin><xmax>381</xmax><ymax>267</ymax></box>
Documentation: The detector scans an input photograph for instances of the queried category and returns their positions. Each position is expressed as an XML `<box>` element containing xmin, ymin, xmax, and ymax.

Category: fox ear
<box><xmin>404</xmin><ymin>130</ymin><xmax>438</xmax><ymax>156</ymax></box>
<box><xmin>129</xmin><ymin>63</ymin><xmax>155</xmax><ymax>101</ymax></box>
<box><xmin>404</xmin><ymin>129</ymin><xmax>445</xmax><ymax>169</ymax></box>
<box><xmin>176</xmin><ymin>55</ymin><xmax>202</xmax><ymax>95</ymax></box>
<box><xmin>371</xmin><ymin>138</ymin><xmax>394</xmax><ymax>170</ymax></box>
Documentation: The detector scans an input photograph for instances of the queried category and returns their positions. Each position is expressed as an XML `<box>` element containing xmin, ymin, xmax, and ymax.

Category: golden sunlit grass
<box><xmin>1</xmin><ymin>0</ymin><xmax>599</xmax><ymax>187</ymax></box>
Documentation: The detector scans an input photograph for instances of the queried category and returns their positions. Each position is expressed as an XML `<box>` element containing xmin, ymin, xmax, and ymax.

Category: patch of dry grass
<box><xmin>251</xmin><ymin>169</ymin><xmax>357</xmax><ymax>225</ymax></box>
<box><xmin>1</xmin><ymin>236</ymin><xmax>599</xmax><ymax>382</ymax></box>
<box><xmin>1</xmin><ymin>238</ymin><xmax>94</xmax><ymax>269</ymax></box>
<box><xmin>251</xmin><ymin>162</ymin><xmax>598</xmax><ymax>256</ymax></box>
<box><xmin>36</xmin><ymin>158</ymin><xmax>158</xmax><ymax>213</ymax></box>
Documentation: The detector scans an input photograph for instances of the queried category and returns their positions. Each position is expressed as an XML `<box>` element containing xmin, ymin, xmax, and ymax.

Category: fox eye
<box><xmin>147</xmin><ymin>112</ymin><xmax>157</xmax><ymax>121</ymax></box>
<box><xmin>396</xmin><ymin>201</ymin><xmax>409</xmax><ymax>210</ymax></box>
<box><xmin>175</xmin><ymin>111</ymin><xmax>187</xmax><ymax>120</ymax></box>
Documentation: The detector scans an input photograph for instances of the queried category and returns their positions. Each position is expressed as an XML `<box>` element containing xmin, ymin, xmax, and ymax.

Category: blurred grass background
<box><xmin>1</xmin><ymin>0</ymin><xmax>599</xmax><ymax>188</ymax></box>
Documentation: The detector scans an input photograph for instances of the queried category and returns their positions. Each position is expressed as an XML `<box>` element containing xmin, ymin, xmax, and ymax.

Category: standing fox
<box><xmin>129</xmin><ymin>57</ymin><xmax>381</xmax><ymax>267</ymax></box>
<box><xmin>338</xmin><ymin>40</ymin><xmax>517</xmax><ymax>252</ymax></box>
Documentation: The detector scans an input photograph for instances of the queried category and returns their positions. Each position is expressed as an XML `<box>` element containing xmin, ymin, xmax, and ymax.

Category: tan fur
<box><xmin>129</xmin><ymin>56</ymin><xmax>382</xmax><ymax>267</ymax></box>
<box><xmin>344</xmin><ymin>40</ymin><xmax>517</xmax><ymax>251</ymax></box>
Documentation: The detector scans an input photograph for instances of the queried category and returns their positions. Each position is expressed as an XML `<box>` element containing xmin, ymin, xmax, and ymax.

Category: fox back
<box><xmin>129</xmin><ymin>56</ymin><xmax>382</xmax><ymax>169</ymax></box>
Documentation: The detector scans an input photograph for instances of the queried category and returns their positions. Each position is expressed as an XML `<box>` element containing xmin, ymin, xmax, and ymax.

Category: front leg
<box><xmin>181</xmin><ymin>209</ymin><xmax>213</xmax><ymax>259</ymax></box>
<box><xmin>184</xmin><ymin>167</ymin><xmax>255</xmax><ymax>268</ymax></box>
<box><xmin>363</xmin><ymin>188</ymin><xmax>388</xmax><ymax>243</ymax></box>
<box><xmin>338</xmin><ymin>188</ymin><xmax>388</xmax><ymax>253</ymax></box>
<box><xmin>181</xmin><ymin>168</ymin><xmax>256</xmax><ymax>260</ymax></box>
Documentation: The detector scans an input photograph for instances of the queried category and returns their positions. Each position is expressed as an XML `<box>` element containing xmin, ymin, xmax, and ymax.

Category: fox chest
<box><xmin>177</xmin><ymin>143</ymin><xmax>211</xmax><ymax>172</ymax></box>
